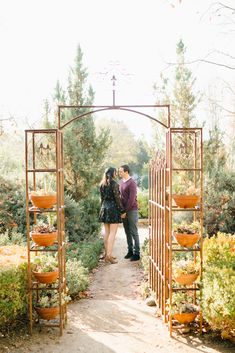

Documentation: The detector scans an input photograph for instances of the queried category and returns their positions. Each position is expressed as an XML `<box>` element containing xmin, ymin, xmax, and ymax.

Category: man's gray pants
<box><xmin>122</xmin><ymin>210</ymin><xmax>140</xmax><ymax>256</ymax></box>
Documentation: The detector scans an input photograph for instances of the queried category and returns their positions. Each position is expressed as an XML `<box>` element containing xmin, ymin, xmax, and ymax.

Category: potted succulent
<box><xmin>173</xmin><ymin>184</ymin><xmax>200</xmax><ymax>208</ymax></box>
<box><xmin>31</xmin><ymin>221</ymin><xmax>57</xmax><ymax>246</ymax></box>
<box><xmin>35</xmin><ymin>290</ymin><xmax>71</xmax><ymax>320</ymax></box>
<box><xmin>173</xmin><ymin>260</ymin><xmax>199</xmax><ymax>285</ymax></box>
<box><xmin>32</xmin><ymin>254</ymin><xmax>58</xmax><ymax>284</ymax></box>
<box><xmin>30</xmin><ymin>189</ymin><xmax>57</xmax><ymax>209</ymax></box>
<box><xmin>170</xmin><ymin>292</ymin><xmax>199</xmax><ymax>324</ymax></box>
<box><xmin>173</xmin><ymin>221</ymin><xmax>200</xmax><ymax>247</ymax></box>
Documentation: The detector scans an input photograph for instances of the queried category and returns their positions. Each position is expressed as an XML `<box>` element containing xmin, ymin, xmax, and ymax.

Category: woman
<box><xmin>99</xmin><ymin>167</ymin><xmax>125</xmax><ymax>264</ymax></box>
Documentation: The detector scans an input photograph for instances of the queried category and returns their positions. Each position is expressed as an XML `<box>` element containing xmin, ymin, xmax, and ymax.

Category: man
<box><xmin>119</xmin><ymin>164</ymin><xmax>140</xmax><ymax>261</ymax></box>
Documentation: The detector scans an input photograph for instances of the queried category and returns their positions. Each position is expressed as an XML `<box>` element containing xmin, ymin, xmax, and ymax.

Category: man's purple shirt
<box><xmin>119</xmin><ymin>178</ymin><xmax>138</xmax><ymax>212</ymax></box>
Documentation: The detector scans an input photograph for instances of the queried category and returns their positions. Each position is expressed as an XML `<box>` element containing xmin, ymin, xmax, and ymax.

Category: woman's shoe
<box><xmin>105</xmin><ymin>256</ymin><xmax>118</xmax><ymax>264</ymax></box>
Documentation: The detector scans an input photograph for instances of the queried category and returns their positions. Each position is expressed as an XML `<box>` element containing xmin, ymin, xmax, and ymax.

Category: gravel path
<box><xmin>1</xmin><ymin>226</ymin><xmax>234</xmax><ymax>353</ymax></box>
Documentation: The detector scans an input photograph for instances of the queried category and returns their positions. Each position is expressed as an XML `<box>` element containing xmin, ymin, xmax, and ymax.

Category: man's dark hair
<box><xmin>120</xmin><ymin>164</ymin><xmax>130</xmax><ymax>174</ymax></box>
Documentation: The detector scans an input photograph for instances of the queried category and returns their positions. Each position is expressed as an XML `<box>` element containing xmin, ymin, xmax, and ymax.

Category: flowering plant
<box><xmin>173</xmin><ymin>221</ymin><xmax>200</xmax><ymax>234</ymax></box>
<box><xmin>169</xmin><ymin>292</ymin><xmax>199</xmax><ymax>315</ymax></box>
<box><xmin>31</xmin><ymin>221</ymin><xmax>56</xmax><ymax>234</ymax></box>
<box><xmin>173</xmin><ymin>184</ymin><xmax>199</xmax><ymax>195</ymax></box>
<box><xmin>36</xmin><ymin>291</ymin><xmax>71</xmax><ymax>308</ymax></box>
<box><xmin>173</xmin><ymin>260</ymin><xmax>199</xmax><ymax>277</ymax></box>
<box><xmin>32</xmin><ymin>254</ymin><xmax>58</xmax><ymax>273</ymax></box>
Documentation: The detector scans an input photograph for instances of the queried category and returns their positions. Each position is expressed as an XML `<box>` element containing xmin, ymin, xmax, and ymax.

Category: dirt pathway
<box><xmin>1</xmin><ymin>226</ymin><xmax>234</xmax><ymax>353</ymax></box>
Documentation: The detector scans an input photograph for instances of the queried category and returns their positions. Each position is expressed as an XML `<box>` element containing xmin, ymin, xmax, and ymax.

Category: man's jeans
<box><xmin>122</xmin><ymin>210</ymin><xmax>140</xmax><ymax>256</ymax></box>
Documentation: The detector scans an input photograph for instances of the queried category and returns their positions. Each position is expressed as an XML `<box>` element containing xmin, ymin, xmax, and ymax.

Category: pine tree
<box><xmin>61</xmin><ymin>45</ymin><xmax>110</xmax><ymax>201</ymax></box>
<box><xmin>153</xmin><ymin>39</ymin><xmax>200</xmax><ymax>171</ymax></box>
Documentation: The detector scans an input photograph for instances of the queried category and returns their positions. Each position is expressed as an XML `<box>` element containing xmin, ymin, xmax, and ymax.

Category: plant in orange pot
<box><xmin>35</xmin><ymin>291</ymin><xmax>71</xmax><ymax>320</ymax></box>
<box><xmin>173</xmin><ymin>260</ymin><xmax>200</xmax><ymax>286</ymax></box>
<box><xmin>31</xmin><ymin>221</ymin><xmax>57</xmax><ymax>247</ymax></box>
<box><xmin>170</xmin><ymin>292</ymin><xmax>199</xmax><ymax>324</ymax></box>
<box><xmin>173</xmin><ymin>221</ymin><xmax>200</xmax><ymax>247</ymax></box>
<box><xmin>30</xmin><ymin>189</ymin><xmax>57</xmax><ymax>209</ymax></box>
<box><xmin>32</xmin><ymin>254</ymin><xmax>58</xmax><ymax>284</ymax></box>
<box><xmin>172</xmin><ymin>184</ymin><xmax>200</xmax><ymax>209</ymax></box>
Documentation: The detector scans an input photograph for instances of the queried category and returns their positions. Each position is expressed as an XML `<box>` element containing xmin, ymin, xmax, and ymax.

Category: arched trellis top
<box><xmin>58</xmin><ymin>104</ymin><xmax>170</xmax><ymax>130</ymax></box>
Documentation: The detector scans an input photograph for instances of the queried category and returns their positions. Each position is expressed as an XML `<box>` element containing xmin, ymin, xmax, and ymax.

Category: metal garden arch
<box><xmin>25</xmin><ymin>85</ymin><xmax>203</xmax><ymax>336</ymax></box>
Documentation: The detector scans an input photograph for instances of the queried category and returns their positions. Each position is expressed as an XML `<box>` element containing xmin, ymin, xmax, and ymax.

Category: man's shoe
<box><xmin>130</xmin><ymin>254</ymin><xmax>140</xmax><ymax>261</ymax></box>
<box><xmin>124</xmin><ymin>251</ymin><xmax>133</xmax><ymax>259</ymax></box>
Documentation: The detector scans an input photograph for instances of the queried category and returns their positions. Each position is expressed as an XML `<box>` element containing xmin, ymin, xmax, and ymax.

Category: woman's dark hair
<box><xmin>100</xmin><ymin>167</ymin><xmax>116</xmax><ymax>186</ymax></box>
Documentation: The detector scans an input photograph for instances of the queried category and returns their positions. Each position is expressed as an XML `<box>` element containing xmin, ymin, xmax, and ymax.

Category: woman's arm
<box><xmin>112</xmin><ymin>182</ymin><xmax>125</xmax><ymax>214</ymax></box>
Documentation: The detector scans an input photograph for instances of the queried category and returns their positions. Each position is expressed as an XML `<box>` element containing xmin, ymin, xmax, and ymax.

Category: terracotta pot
<box><xmin>174</xmin><ymin>232</ymin><xmax>200</xmax><ymax>247</ymax></box>
<box><xmin>35</xmin><ymin>306</ymin><xmax>59</xmax><ymax>320</ymax></box>
<box><xmin>174</xmin><ymin>311</ymin><xmax>198</xmax><ymax>324</ymax></box>
<box><xmin>30</xmin><ymin>195</ymin><xmax>57</xmax><ymax>209</ymax></box>
<box><xmin>31</xmin><ymin>231</ymin><xmax>57</xmax><ymax>246</ymax></box>
<box><xmin>174</xmin><ymin>272</ymin><xmax>199</xmax><ymax>285</ymax></box>
<box><xmin>173</xmin><ymin>194</ymin><xmax>199</xmax><ymax>208</ymax></box>
<box><xmin>33</xmin><ymin>270</ymin><xmax>58</xmax><ymax>284</ymax></box>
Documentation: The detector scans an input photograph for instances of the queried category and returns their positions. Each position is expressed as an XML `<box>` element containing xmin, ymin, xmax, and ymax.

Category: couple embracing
<box><xmin>99</xmin><ymin>165</ymin><xmax>140</xmax><ymax>264</ymax></box>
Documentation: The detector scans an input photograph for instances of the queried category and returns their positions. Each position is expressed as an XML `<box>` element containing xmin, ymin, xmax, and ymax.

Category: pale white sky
<box><xmin>0</xmin><ymin>0</ymin><xmax>234</xmax><ymax>137</ymax></box>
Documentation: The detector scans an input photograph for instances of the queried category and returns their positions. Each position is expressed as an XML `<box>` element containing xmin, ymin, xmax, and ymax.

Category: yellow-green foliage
<box><xmin>140</xmin><ymin>238</ymin><xmax>149</xmax><ymax>275</ymax></box>
<box><xmin>202</xmin><ymin>233</ymin><xmax>235</xmax><ymax>333</ymax></box>
<box><xmin>0</xmin><ymin>263</ymin><xmax>28</xmax><ymax>327</ymax></box>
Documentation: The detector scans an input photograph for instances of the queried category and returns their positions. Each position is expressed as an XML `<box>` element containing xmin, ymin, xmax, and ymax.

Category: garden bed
<box><xmin>0</xmin><ymin>245</ymin><xmax>27</xmax><ymax>268</ymax></box>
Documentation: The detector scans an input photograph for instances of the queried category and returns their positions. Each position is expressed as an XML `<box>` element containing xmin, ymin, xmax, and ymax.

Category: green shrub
<box><xmin>66</xmin><ymin>259</ymin><xmax>89</xmax><ymax>297</ymax></box>
<box><xmin>202</xmin><ymin>233</ymin><xmax>235</xmax><ymax>335</ymax></box>
<box><xmin>0</xmin><ymin>229</ymin><xmax>25</xmax><ymax>246</ymax></box>
<box><xmin>140</xmin><ymin>238</ymin><xmax>149</xmax><ymax>275</ymax></box>
<box><xmin>67</xmin><ymin>238</ymin><xmax>103</xmax><ymax>271</ymax></box>
<box><xmin>65</xmin><ymin>190</ymin><xmax>101</xmax><ymax>242</ymax></box>
<box><xmin>0</xmin><ymin>176</ymin><xmax>26</xmax><ymax>235</ymax></box>
<box><xmin>0</xmin><ymin>263</ymin><xmax>28</xmax><ymax>328</ymax></box>
<box><xmin>138</xmin><ymin>190</ymin><xmax>148</xmax><ymax>219</ymax></box>
<box><xmin>204</xmin><ymin>171</ymin><xmax>235</xmax><ymax>236</ymax></box>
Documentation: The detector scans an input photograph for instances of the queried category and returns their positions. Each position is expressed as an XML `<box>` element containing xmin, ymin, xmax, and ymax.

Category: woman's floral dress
<box><xmin>99</xmin><ymin>180</ymin><xmax>124</xmax><ymax>223</ymax></box>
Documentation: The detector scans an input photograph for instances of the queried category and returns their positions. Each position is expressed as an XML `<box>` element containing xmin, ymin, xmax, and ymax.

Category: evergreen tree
<box><xmin>41</xmin><ymin>45</ymin><xmax>111</xmax><ymax>241</ymax></box>
<box><xmin>153</xmin><ymin>39</ymin><xmax>200</xmax><ymax>170</ymax></box>
<box><xmin>55</xmin><ymin>45</ymin><xmax>110</xmax><ymax>201</ymax></box>
<box><xmin>154</xmin><ymin>39</ymin><xmax>199</xmax><ymax>129</ymax></box>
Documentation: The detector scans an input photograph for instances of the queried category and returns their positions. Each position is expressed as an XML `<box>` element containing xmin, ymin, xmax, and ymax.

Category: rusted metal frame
<box><xmin>168</xmin><ymin>129</ymin><xmax>173</xmax><ymax>336</ymax></box>
<box><xmin>60</xmin><ymin>130</ymin><xmax>67</xmax><ymax>325</ymax></box>
<box><xmin>27</xmin><ymin>168</ymin><xmax>57</xmax><ymax>172</ymax></box>
<box><xmin>170</xmin><ymin>247</ymin><xmax>200</xmax><ymax>252</ymax></box>
<box><xmin>156</xmin><ymin>165</ymin><xmax>160</xmax><ymax>305</ymax></box>
<box><xmin>149</xmin><ymin>200</ymin><xmax>164</xmax><ymax>209</ymax></box>
<box><xmin>151</xmin><ymin>163</ymin><xmax>155</xmax><ymax>294</ymax></box>
<box><xmin>150</xmin><ymin>167</ymin><xmax>153</xmax><ymax>292</ymax></box>
<box><xmin>58</xmin><ymin>104</ymin><xmax>171</xmax><ymax>109</ymax></box>
<box><xmin>172</xmin><ymin>287</ymin><xmax>200</xmax><ymax>292</ymax></box>
<box><xmin>168</xmin><ymin>129</ymin><xmax>203</xmax><ymax>336</ymax></box>
<box><xmin>149</xmin><ymin>167</ymin><xmax>152</xmax><ymax>290</ymax></box>
<box><xmin>25</xmin><ymin>130</ymin><xmax>66</xmax><ymax>335</ymax></box>
<box><xmin>25</xmin><ymin>129</ymin><xmax>58</xmax><ymax>133</ymax></box>
<box><xmin>60</xmin><ymin>107</ymin><xmax>169</xmax><ymax>130</ymax></box>
<box><xmin>166</xmin><ymin>206</ymin><xmax>201</xmax><ymax>212</ymax></box>
<box><xmin>149</xmin><ymin>168</ymin><xmax>152</xmax><ymax>291</ymax></box>
<box><xmin>56</xmin><ymin>130</ymin><xmax>63</xmax><ymax>336</ymax></box>
<box><xmin>153</xmin><ymin>168</ymin><xmax>157</xmax><ymax>295</ymax></box>
<box><xmin>25</xmin><ymin>131</ymin><xmax>33</xmax><ymax>335</ymax></box>
<box><xmin>163</xmin><ymin>163</ymin><xmax>168</xmax><ymax>323</ymax></box>
<box><xmin>161</xmin><ymin>166</ymin><xmax>165</xmax><ymax>315</ymax></box>
<box><xmin>199</xmin><ymin>129</ymin><xmax>203</xmax><ymax>334</ymax></box>
<box><xmin>170</xmin><ymin>127</ymin><xmax>202</xmax><ymax>132</ymax></box>
<box><xmin>159</xmin><ymin>165</ymin><xmax>162</xmax><ymax>313</ymax></box>
<box><xmin>193</xmin><ymin>132</ymin><xmax>197</xmax><ymax>307</ymax></box>
<box><xmin>164</xmin><ymin>131</ymin><xmax>170</xmax><ymax>323</ymax></box>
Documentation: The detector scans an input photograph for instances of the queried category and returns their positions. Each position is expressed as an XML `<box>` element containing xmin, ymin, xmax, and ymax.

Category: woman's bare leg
<box><xmin>106</xmin><ymin>223</ymin><xmax>118</xmax><ymax>259</ymax></box>
<box><xmin>103</xmin><ymin>223</ymin><xmax>110</xmax><ymax>257</ymax></box>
